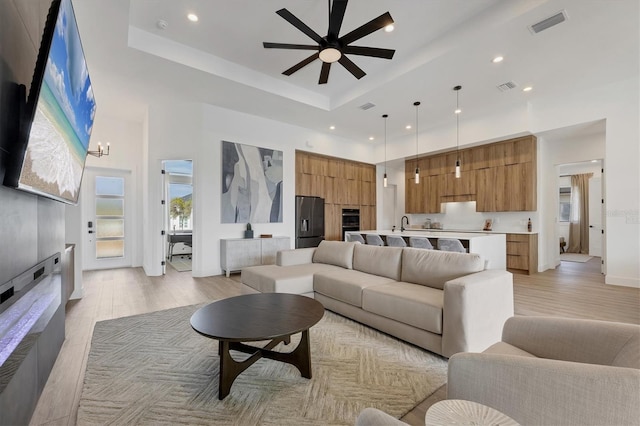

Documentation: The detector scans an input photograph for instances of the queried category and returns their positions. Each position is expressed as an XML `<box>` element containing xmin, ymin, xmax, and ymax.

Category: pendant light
<box><xmin>413</xmin><ymin>101</ymin><xmax>420</xmax><ymax>184</ymax></box>
<box><xmin>382</xmin><ymin>114</ymin><xmax>388</xmax><ymax>188</ymax></box>
<box><xmin>454</xmin><ymin>85</ymin><xmax>462</xmax><ymax>179</ymax></box>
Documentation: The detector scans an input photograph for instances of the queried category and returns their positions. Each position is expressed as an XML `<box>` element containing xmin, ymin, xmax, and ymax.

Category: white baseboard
<box><xmin>605</xmin><ymin>275</ymin><xmax>640</xmax><ymax>288</ymax></box>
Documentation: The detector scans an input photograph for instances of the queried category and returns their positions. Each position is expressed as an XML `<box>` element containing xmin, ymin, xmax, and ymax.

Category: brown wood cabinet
<box><xmin>506</xmin><ymin>233</ymin><xmax>538</xmax><ymax>275</ymax></box>
<box><xmin>405</xmin><ymin>135</ymin><xmax>536</xmax><ymax>213</ymax></box>
<box><xmin>296</xmin><ymin>151</ymin><xmax>376</xmax><ymax>241</ymax></box>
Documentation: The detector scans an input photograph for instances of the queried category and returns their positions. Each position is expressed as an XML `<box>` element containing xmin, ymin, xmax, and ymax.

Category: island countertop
<box><xmin>347</xmin><ymin>230</ymin><xmax>506</xmax><ymax>270</ymax></box>
<box><xmin>357</xmin><ymin>229</ymin><xmax>502</xmax><ymax>239</ymax></box>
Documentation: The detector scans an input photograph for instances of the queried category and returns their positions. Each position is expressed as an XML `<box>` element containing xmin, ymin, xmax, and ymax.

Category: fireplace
<box><xmin>0</xmin><ymin>253</ymin><xmax>65</xmax><ymax>425</ymax></box>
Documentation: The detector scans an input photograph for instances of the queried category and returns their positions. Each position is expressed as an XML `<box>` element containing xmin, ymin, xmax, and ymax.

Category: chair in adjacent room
<box><xmin>365</xmin><ymin>234</ymin><xmax>385</xmax><ymax>246</ymax></box>
<box><xmin>385</xmin><ymin>235</ymin><xmax>407</xmax><ymax>247</ymax></box>
<box><xmin>437</xmin><ymin>238</ymin><xmax>466</xmax><ymax>253</ymax></box>
<box><xmin>347</xmin><ymin>233</ymin><xmax>365</xmax><ymax>244</ymax></box>
<box><xmin>409</xmin><ymin>236</ymin><xmax>434</xmax><ymax>250</ymax></box>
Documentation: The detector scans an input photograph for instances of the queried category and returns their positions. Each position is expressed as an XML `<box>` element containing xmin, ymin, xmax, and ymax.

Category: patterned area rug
<box><xmin>78</xmin><ymin>304</ymin><xmax>447</xmax><ymax>425</ymax></box>
<box><xmin>168</xmin><ymin>256</ymin><xmax>192</xmax><ymax>272</ymax></box>
<box><xmin>560</xmin><ymin>253</ymin><xmax>593</xmax><ymax>263</ymax></box>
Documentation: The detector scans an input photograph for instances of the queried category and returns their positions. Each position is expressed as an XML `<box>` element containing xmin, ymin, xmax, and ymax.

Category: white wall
<box><xmin>143</xmin><ymin>102</ymin><xmax>374</xmax><ymax>277</ymax></box>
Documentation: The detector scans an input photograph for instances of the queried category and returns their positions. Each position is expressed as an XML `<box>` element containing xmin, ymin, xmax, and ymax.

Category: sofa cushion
<box><xmin>483</xmin><ymin>341</ymin><xmax>538</xmax><ymax>358</ymax></box>
<box><xmin>314</xmin><ymin>269</ymin><xmax>396</xmax><ymax>308</ymax></box>
<box><xmin>241</xmin><ymin>263</ymin><xmax>341</xmax><ymax>294</ymax></box>
<box><xmin>362</xmin><ymin>282</ymin><xmax>444</xmax><ymax>334</ymax></box>
<box><xmin>353</xmin><ymin>244</ymin><xmax>403</xmax><ymax>281</ymax></box>
<box><xmin>401</xmin><ymin>248</ymin><xmax>484</xmax><ymax>290</ymax></box>
<box><xmin>313</xmin><ymin>241</ymin><xmax>357</xmax><ymax>269</ymax></box>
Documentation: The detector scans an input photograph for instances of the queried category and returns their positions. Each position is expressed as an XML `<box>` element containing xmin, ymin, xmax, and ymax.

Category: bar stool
<box><xmin>386</xmin><ymin>235</ymin><xmax>407</xmax><ymax>247</ymax></box>
<box><xmin>409</xmin><ymin>236</ymin><xmax>434</xmax><ymax>250</ymax></box>
<box><xmin>365</xmin><ymin>234</ymin><xmax>385</xmax><ymax>246</ymax></box>
<box><xmin>347</xmin><ymin>234</ymin><xmax>365</xmax><ymax>244</ymax></box>
<box><xmin>437</xmin><ymin>238</ymin><xmax>466</xmax><ymax>253</ymax></box>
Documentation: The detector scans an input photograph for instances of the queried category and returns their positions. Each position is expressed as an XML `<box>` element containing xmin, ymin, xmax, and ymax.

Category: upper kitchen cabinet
<box><xmin>404</xmin><ymin>135</ymin><xmax>537</xmax><ymax>213</ymax></box>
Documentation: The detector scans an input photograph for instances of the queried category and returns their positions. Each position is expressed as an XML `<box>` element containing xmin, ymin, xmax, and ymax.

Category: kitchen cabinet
<box><xmin>295</xmin><ymin>151</ymin><xmax>376</xmax><ymax>241</ymax></box>
<box><xmin>506</xmin><ymin>233</ymin><xmax>538</xmax><ymax>275</ymax></box>
<box><xmin>406</xmin><ymin>135</ymin><xmax>536</xmax><ymax>214</ymax></box>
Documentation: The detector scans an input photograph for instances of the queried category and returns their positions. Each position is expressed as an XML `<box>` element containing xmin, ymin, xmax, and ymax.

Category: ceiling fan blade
<box><xmin>343</xmin><ymin>46</ymin><xmax>395</xmax><ymax>59</ymax></box>
<box><xmin>276</xmin><ymin>8</ymin><xmax>324</xmax><ymax>45</ymax></box>
<box><xmin>328</xmin><ymin>0</ymin><xmax>348</xmax><ymax>39</ymax></box>
<box><xmin>263</xmin><ymin>42</ymin><xmax>319</xmax><ymax>51</ymax></box>
<box><xmin>282</xmin><ymin>52</ymin><xmax>320</xmax><ymax>76</ymax></box>
<box><xmin>319</xmin><ymin>62</ymin><xmax>332</xmax><ymax>84</ymax></box>
<box><xmin>339</xmin><ymin>12</ymin><xmax>393</xmax><ymax>45</ymax></box>
<box><xmin>338</xmin><ymin>55</ymin><xmax>366</xmax><ymax>79</ymax></box>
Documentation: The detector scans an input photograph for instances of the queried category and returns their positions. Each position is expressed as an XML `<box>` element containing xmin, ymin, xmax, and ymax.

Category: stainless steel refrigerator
<box><xmin>295</xmin><ymin>196</ymin><xmax>325</xmax><ymax>248</ymax></box>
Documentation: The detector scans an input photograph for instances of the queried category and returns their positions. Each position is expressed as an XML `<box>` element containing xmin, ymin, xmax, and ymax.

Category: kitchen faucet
<box><xmin>401</xmin><ymin>216</ymin><xmax>409</xmax><ymax>232</ymax></box>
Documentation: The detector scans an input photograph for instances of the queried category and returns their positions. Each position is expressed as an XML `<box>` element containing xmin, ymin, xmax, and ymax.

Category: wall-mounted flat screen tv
<box><xmin>4</xmin><ymin>0</ymin><xmax>95</xmax><ymax>204</ymax></box>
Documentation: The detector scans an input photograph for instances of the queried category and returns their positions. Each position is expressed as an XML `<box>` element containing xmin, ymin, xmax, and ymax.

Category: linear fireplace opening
<box><xmin>0</xmin><ymin>253</ymin><xmax>64</xmax><ymax>425</ymax></box>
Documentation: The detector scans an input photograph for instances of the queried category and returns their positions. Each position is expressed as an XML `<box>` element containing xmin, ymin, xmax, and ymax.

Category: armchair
<box><xmin>447</xmin><ymin>316</ymin><xmax>640</xmax><ymax>426</ymax></box>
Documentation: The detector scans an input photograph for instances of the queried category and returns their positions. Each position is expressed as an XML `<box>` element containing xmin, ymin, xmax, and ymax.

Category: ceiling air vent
<box><xmin>496</xmin><ymin>81</ymin><xmax>517</xmax><ymax>92</ymax></box>
<box><xmin>358</xmin><ymin>102</ymin><xmax>376</xmax><ymax>111</ymax></box>
<box><xmin>529</xmin><ymin>10</ymin><xmax>568</xmax><ymax>34</ymax></box>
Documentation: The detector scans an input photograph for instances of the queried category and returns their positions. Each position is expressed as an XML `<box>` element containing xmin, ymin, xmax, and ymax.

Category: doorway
<box><xmin>557</xmin><ymin>160</ymin><xmax>604</xmax><ymax>273</ymax></box>
<box><xmin>82</xmin><ymin>167</ymin><xmax>133</xmax><ymax>270</ymax></box>
<box><xmin>162</xmin><ymin>160</ymin><xmax>193</xmax><ymax>273</ymax></box>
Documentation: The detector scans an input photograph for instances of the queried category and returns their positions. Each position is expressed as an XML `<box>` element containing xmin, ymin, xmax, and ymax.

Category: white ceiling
<box><xmin>73</xmin><ymin>0</ymin><xmax>638</xmax><ymax>146</ymax></box>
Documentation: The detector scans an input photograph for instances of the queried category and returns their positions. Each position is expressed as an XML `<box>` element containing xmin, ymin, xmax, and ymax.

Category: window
<box><xmin>95</xmin><ymin>176</ymin><xmax>125</xmax><ymax>259</ymax></box>
<box><xmin>559</xmin><ymin>186</ymin><xmax>571</xmax><ymax>222</ymax></box>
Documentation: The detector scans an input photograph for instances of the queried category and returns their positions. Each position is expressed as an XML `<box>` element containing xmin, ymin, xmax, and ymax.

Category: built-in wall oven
<box><xmin>341</xmin><ymin>208</ymin><xmax>360</xmax><ymax>241</ymax></box>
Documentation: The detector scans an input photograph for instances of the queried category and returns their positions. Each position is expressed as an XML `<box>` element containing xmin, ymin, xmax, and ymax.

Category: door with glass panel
<box><xmin>83</xmin><ymin>168</ymin><xmax>132</xmax><ymax>270</ymax></box>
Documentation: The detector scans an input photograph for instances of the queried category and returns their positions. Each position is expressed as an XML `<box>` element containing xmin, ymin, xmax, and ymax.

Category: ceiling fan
<box><xmin>263</xmin><ymin>0</ymin><xmax>395</xmax><ymax>84</ymax></box>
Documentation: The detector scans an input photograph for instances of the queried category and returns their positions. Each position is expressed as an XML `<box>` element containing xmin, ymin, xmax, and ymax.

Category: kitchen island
<box><xmin>348</xmin><ymin>230</ymin><xmax>506</xmax><ymax>270</ymax></box>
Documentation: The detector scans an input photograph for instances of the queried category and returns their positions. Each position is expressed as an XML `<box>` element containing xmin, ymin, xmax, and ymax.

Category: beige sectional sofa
<box><xmin>241</xmin><ymin>241</ymin><xmax>514</xmax><ymax>357</ymax></box>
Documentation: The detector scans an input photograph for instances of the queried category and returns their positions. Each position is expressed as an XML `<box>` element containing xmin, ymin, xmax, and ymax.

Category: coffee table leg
<box><xmin>218</xmin><ymin>341</ymin><xmax>234</xmax><ymax>400</ymax></box>
<box><xmin>294</xmin><ymin>329</ymin><xmax>312</xmax><ymax>379</ymax></box>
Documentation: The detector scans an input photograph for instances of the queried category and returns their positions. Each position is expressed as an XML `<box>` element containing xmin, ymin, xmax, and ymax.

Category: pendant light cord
<box><xmin>414</xmin><ymin>101</ymin><xmax>420</xmax><ymax>162</ymax></box>
<box><xmin>383</xmin><ymin>114</ymin><xmax>388</xmax><ymax>174</ymax></box>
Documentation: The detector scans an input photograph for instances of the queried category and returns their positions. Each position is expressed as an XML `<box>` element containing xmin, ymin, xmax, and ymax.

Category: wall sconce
<box><xmin>88</xmin><ymin>142</ymin><xmax>110</xmax><ymax>158</ymax></box>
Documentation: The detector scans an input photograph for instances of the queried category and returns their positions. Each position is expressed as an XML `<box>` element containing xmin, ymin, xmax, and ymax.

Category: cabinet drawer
<box><xmin>507</xmin><ymin>254</ymin><xmax>529</xmax><ymax>270</ymax></box>
<box><xmin>506</xmin><ymin>233</ymin><xmax>530</xmax><ymax>243</ymax></box>
<box><xmin>507</xmin><ymin>241</ymin><xmax>529</xmax><ymax>256</ymax></box>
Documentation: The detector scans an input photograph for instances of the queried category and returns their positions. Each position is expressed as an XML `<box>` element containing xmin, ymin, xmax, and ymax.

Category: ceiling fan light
<box><xmin>319</xmin><ymin>47</ymin><xmax>342</xmax><ymax>63</ymax></box>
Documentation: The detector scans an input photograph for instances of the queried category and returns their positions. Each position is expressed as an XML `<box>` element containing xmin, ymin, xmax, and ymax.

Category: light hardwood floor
<box><xmin>29</xmin><ymin>258</ymin><xmax>639</xmax><ymax>426</ymax></box>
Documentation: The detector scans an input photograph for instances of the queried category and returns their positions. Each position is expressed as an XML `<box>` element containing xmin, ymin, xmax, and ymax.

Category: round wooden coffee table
<box><xmin>190</xmin><ymin>293</ymin><xmax>324</xmax><ymax>399</ymax></box>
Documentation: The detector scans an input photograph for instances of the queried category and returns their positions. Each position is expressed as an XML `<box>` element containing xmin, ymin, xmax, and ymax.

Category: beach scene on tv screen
<box><xmin>19</xmin><ymin>0</ymin><xmax>95</xmax><ymax>202</ymax></box>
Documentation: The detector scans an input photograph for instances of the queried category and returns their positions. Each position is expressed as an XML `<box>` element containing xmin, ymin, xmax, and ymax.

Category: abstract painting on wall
<box><xmin>221</xmin><ymin>141</ymin><xmax>283</xmax><ymax>223</ymax></box>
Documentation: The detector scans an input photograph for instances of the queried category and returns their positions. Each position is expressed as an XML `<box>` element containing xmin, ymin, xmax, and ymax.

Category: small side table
<box><xmin>425</xmin><ymin>399</ymin><xmax>520</xmax><ymax>425</ymax></box>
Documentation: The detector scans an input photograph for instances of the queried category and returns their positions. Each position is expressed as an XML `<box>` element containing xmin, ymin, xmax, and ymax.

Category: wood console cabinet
<box><xmin>506</xmin><ymin>233</ymin><xmax>538</xmax><ymax>275</ymax></box>
<box><xmin>405</xmin><ymin>135</ymin><xmax>536</xmax><ymax>213</ymax></box>
<box><xmin>220</xmin><ymin>237</ymin><xmax>290</xmax><ymax>277</ymax></box>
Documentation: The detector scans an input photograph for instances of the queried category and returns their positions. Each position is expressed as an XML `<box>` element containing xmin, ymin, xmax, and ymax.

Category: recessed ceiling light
<box><xmin>454</xmin><ymin>108</ymin><xmax>462</xmax><ymax>114</ymax></box>
<box><xmin>369</xmin><ymin>136</ymin><xmax>375</xmax><ymax>141</ymax></box>
<box><xmin>591</xmin><ymin>159</ymin><xmax>598</xmax><ymax>163</ymax></box>
<box><xmin>405</xmin><ymin>125</ymin><xmax>412</xmax><ymax>129</ymax></box>
<box><xmin>187</xmin><ymin>13</ymin><xmax>199</xmax><ymax>22</ymax></box>
<box><xmin>384</xmin><ymin>24</ymin><xmax>394</xmax><ymax>32</ymax></box>
<box><xmin>329</xmin><ymin>125</ymin><xmax>335</xmax><ymax>130</ymax></box>
<box><xmin>523</xmin><ymin>86</ymin><xmax>533</xmax><ymax>92</ymax></box>
<box><xmin>492</xmin><ymin>56</ymin><xmax>504</xmax><ymax>63</ymax></box>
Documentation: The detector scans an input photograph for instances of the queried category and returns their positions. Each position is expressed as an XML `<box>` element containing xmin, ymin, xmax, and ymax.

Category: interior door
<box><xmin>82</xmin><ymin>168</ymin><xmax>132</xmax><ymax>270</ymax></box>
<box><xmin>588</xmin><ymin>176</ymin><xmax>602</xmax><ymax>257</ymax></box>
